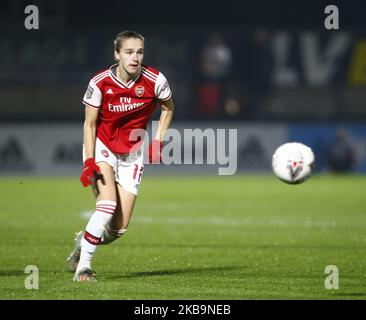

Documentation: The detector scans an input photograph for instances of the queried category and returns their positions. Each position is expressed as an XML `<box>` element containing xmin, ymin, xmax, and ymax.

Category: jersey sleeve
<box><xmin>154</xmin><ymin>72</ymin><xmax>172</xmax><ymax>101</ymax></box>
<box><xmin>82</xmin><ymin>79</ymin><xmax>102</xmax><ymax>108</ymax></box>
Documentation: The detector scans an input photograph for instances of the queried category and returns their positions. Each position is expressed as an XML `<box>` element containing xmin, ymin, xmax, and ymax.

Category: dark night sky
<box><xmin>4</xmin><ymin>0</ymin><xmax>365</xmax><ymax>31</ymax></box>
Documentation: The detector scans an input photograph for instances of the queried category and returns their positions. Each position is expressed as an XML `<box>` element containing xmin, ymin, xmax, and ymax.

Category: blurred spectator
<box><xmin>200</xmin><ymin>35</ymin><xmax>232</xmax><ymax>80</ymax></box>
<box><xmin>196</xmin><ymin>83</ymin><xmax>221</xmax><ymax>117</ymax></box>
<box><xmin>196</xmin><ymin>35</ymin><xmax>233</xmax><ymax>117</ymax></box>
<box><xmin>244</xmin><ymin>28</ymin><xmax>273</xmax><ymax>119</ymax></box>
<box><xmin>326</xmin><ymin>128</ymin><xmax>356</xmax><ymax>172</ymax></box>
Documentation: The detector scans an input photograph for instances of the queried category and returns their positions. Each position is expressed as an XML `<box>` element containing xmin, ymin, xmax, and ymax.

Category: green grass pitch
<box><xmin>0</xmin><ymin>174</ymin><xmax>365</xmax><ymax>300</ymax></box>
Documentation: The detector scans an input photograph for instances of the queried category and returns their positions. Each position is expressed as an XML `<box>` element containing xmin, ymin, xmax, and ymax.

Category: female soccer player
<box><xmin>67</xmin><ymin>31</ymin><xmax>174</xmax><ymax>282</ymax></box>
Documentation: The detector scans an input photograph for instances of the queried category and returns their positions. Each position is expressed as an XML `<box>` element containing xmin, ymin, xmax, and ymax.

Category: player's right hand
<box><xmin>80</xmin><ymin>158</ymin><xmax>101</xmax><ymax>187</ymax></box>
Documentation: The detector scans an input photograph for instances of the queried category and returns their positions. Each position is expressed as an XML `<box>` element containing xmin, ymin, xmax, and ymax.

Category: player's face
<box><xmin>115</xmin><ymin>38</ymin><xmax>144</xmax><ymax>76</ymax></box>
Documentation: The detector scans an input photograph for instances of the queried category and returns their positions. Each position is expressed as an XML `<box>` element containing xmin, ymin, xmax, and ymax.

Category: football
<box><xmin>272</xmin><ymin>142</ymin><xmax>315</xmax><ymax>184</ymax></box>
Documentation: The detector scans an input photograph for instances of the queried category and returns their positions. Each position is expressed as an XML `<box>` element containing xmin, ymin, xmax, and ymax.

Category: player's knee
<box><xmin>101</xmin><ymin>226</ymin><xmax>127</xmax><ymax>245</ymax></box>
<box><xmin>110</xmin><ymin>226</ymin><xmax>127</xmax><ymax>238</ymax></box>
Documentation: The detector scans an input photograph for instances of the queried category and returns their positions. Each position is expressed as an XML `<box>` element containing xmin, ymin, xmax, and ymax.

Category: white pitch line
<box><xmin>79</xmin><ymin>210</ymin><xmax>342</xmax><ymax>228</ymax></box>
<box><xmin>131</xmin><ymin>216</ymin><xmax>339</xmax><ymax>228</ymax></box>
<box><xmin>80</xmin><ymin>210</ymin><xmax>93</xmax><ymax>220</ymax></box>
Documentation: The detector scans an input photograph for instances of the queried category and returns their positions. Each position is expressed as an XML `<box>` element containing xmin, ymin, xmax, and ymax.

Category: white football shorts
<box><xmin>83</xmin><ymin>138</ymin><xmax>144</xmax><ymax>196</ymax></box>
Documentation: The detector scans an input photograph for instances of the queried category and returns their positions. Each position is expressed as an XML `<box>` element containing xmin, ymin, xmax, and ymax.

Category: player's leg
<box><xmin>74</xmin><ymin>161</ymin><xmax>117</xmax><ymax>281</ymax></box>
<box><xmin>101</xmin><ymin>183</ymin><xmax>137</xmax><ymax>244</ymax></box>
<box><xmin>101</xmin><ymin>151</ymin><xmax>143</xmax><ymax>245</ymax></box>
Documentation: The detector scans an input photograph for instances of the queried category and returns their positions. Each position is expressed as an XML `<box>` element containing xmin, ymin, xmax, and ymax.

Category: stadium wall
<box><xmin>0</xmin><ymin>123</ymin><xmax>365</xmax><ymax>176</ymax></box>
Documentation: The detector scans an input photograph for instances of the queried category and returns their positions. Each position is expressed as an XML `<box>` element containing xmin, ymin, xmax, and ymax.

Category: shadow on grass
<box><xmin>0</xmin><ymin>270</ymin><xmax>24</xmax><ymax>277</ymax></box>
<box><xmin>105</xmin><ymin>265</ymin><xmax>243</xmax><ymax>280</ymax></box>
<box><xmin>126</xmin><ymin>242</ymin><xmax>364</xmax><ymax>250</ymax></box>
<box><xmin>331</xmin><ymin>292</ymin><xmax>366</xmax><ymax>297</ymax></box>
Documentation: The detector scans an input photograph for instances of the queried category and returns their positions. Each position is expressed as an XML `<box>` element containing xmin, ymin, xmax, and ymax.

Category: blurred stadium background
<box><xmin>0</xmin><ymin>0</ymin><xmax>365</xmax><ymax>176</ymax></box>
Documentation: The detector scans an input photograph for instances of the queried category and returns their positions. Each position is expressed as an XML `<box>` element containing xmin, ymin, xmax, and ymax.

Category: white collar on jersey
<box><xmin>109</xmin><ymin>63</ymin><xmax>141</xmax><ymax>89</ymax></box>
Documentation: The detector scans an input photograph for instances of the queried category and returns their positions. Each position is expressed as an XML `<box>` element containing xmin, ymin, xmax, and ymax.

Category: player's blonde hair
<box><xmin>114</xmin><ymin>31</ymin><xmax>145</xmax><ymax>53</ymax></box>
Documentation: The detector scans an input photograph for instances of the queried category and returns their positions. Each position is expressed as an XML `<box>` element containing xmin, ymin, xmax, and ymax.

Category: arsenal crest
<box><xmin>135</xmin><ymin>86</ymin><xmax>145</xmax><ymax>97</ymax></box>
<box><xmin>101</xmin><ymin>150</ymin><xmax>109</xmax><ymax>158</ymax></box>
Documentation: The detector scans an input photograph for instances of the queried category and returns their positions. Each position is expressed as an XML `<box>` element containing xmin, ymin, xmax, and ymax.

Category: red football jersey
<box><xmin>82</xmin><ymin>63</ymin><xmax>172</xmax><ymax>154</ymax></box>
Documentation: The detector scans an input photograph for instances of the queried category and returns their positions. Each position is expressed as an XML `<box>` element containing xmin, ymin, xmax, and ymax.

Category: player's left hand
<box><xmin>80</xmin><ymin>157</ymin><xmax>101</xmax><ymax>187</ymax></box>
<box><xmin>149</xmin><ymin>139</ymin><xmax>162</xmax><ymax>163</ymax></box>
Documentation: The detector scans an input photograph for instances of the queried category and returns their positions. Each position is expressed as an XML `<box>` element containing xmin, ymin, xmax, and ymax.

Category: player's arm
<box><xmin>82</xmin><ymin>78</ymin><xmax>102</xmax><ymax>158</ymax></box>
<box><xmin>83</xmin><ymin>106</ymin><xmax>99</xmax><ymax>159</ymax></box>
<box><xmin>149</xmin><ymin>97</ymin><xmax>174</xmax><ymax>163</ymax></box>
<box><xmin>80</xmin><ymin>106</ymin><xmax>101</xmax><ymax>189</ymax></box>
<box><xmin>155</xmin><ymin>97</ymin><xmax>174</xmax><ymax>141</ymax></box>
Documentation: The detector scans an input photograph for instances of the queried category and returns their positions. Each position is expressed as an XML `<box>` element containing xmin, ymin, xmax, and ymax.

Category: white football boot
<box><xmin>73</xmin><ymin>267</ymin><xmax>97</xmax><ymax>282</ymax></box>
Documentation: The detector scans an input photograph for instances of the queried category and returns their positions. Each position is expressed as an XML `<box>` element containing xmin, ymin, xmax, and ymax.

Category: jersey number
<box><xmin>133</xmin><ymin>165</ymin><xmax>144</xmax><ymax>182</ymax></box>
